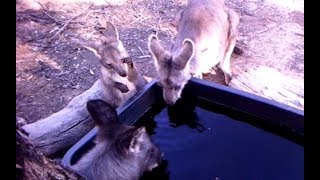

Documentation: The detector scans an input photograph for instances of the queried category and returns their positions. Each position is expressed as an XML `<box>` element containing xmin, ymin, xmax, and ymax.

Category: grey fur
<box><xmin>72</xmin><ymin>100</ymin><xmax>163</xmax><ymax>180</ymax></box>
<box><xmin>80</xmin><ymin>22</ymin><xmax>147</xmax><ymax>108</ymax></box>
<box><xmin>148</xmin><ymin>0</ymin><xmax>240</xmax><ymax>105</ymax></box>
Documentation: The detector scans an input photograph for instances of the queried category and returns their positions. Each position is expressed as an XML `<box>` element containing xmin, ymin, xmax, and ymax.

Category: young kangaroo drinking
<box><xmin>72</xmin><ymin>99</ymin><xmax>163</xmax><ymax>180</ymax></box>
<box><xmin>80</xmin><ymin>22</ymin><xmax>147</xmax><ymax>108</ymax></box>
<box><xmin>148</xmin><ymin>0</ymin><xmax>240</xmax><ymax>105</ymax></box>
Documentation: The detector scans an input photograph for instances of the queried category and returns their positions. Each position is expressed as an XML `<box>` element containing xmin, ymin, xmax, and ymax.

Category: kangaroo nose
<box><xmin>117</xmin><ymin>68</ymin><xmax>127</xmax><ymax>77</ymax></box>
<box><xmin>165</xmin><ymin>100</ymin><xmax>175</xmax><ymax>106</ymax></box>
<box><xmin>115</xmin><ymin>65</ymin><xmax>128</xmax><ymax>77</ymax></box>
<box><xmin>119</xmin><ymin>71</ymin><xmax>127</xmax><ymax>77</ymax></box>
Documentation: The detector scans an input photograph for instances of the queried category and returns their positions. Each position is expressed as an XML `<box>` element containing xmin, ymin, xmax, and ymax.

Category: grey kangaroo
<box><xmin>148</xmin><ymin>0</ymin><xmax>240</xmax><ymax>105</ymax></box>
<box><xmin>80</xmin><ymin>21</ymin><xmax>147</xmax><ymax>108</ymax></box>
<box><xmin>72</xmin><ymin>99</ymin><xmax>163</xmax><ymax>180</ymax></box>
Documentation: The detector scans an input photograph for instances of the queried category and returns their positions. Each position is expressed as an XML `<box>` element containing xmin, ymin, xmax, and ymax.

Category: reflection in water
<box><xmin>167</xmin><ymin>95</ymin><xmax>206</xmax><ymax>133</ymax></box>
<box><xmin>140</xmin><ymin>160</ymin><xmax>169</xmax><ymax>180</ymax></box>
<box><xmin>137</xmin><ymin>97</ymin><xmax>303</xmax><ymax>180</ymax></box>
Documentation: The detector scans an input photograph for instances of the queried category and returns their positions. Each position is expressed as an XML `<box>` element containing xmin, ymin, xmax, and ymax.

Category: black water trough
<box><xmin>61</xmin><ymin>78</ymin><xmax>304</xmax><ymax>180</ymax></box>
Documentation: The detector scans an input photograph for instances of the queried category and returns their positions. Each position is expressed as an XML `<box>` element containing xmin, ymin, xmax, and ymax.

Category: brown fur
<box><xmin>72</xmin><ymin>99</ymin><xmax>163</xmax><ymax>180</ymax></box>
<box><xmin>148</xmin><ymin>0</ymin><xmax>240</xmax><ymax>105</ymax></box>
<box><xmin>80</xmin><ymin>22</ymin><xmax>147</xmax><ymax>108</ymax></box>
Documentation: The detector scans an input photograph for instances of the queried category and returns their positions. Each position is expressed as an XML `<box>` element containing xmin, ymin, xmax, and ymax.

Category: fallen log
<box><xmin>229</xmin><ymin>65</ymin><xmax>304</xmax><ymax>110</ymax></box>
<box><xmin>21</xmin><ymin>80</ymin><xmax>104</xmax><ymax>156</ymax></box>
<box><xmin>21</xmin><ymin>76</ymin><xmax>153</xmax><ymax>157</ymax></box>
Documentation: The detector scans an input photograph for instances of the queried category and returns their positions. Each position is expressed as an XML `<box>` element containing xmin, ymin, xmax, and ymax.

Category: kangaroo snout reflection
<box><xmin>166</xmin><ymin>95</ymin><xmax>206</xmax><ymax>133</ymax></box>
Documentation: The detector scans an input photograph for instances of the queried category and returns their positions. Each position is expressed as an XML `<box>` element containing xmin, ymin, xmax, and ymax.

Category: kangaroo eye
<box><xmin>104</xmin><ymin>63</ymin><xmax>112</xmax><ymax>68</ymax></box>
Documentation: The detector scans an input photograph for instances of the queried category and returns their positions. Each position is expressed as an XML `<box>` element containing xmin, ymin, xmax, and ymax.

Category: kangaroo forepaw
<box><xmin>224</xmin><ymin>73</ymin><xmax>232</xmax><ymax>85</ymax></box>
<box><xmin>114</xmin><ymin>82</ymin><xmax>130</xmax><ymax>93</ymax></box>
<box><xmin>233</xmin><ymin>46</ymin><xmax>243</xmax><ymax>56</ymax></box>
<box><xmin>122</xmin><ymin>57</ymin><xmax>134</xmax><ymax>67</ymax></box>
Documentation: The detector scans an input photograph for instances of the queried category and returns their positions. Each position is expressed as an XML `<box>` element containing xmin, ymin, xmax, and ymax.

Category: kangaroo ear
<box><xmin>86</xmin><ymin>99</ymin><xmax>119</xmax><ymax>127</ymax></box>
<box><xmin>171</xmin><ymin>9</ymin><xmax>184</xmax><ymax>30</ymax></box>
<box><xmin>75</xmin><ymin>39</ymin><xmax>103</xmax><ymax>59</ymax></box>
<box><xmin>129</xmin><ymin>127</ymin><xmax>147</xmax><ymax>153</ymax></box>
<box><xmin>148</xmin><ymin>35</ymin><xmax>171</xmax><ymax>67</ymax></box>
<box><xmin>103</xmin><ymin>22</ymin><xmax>119</xmax><ymax>43</ymax></box>
<box><xmin>174</xmin><ymin>39</ymin><xmax>194</xmax><ymax>69</ymax></box>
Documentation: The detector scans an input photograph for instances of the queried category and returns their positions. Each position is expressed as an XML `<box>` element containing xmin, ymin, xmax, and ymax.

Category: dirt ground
<box><xmin>16</xmin><ymin>0</ymin><xmax>304</xmax><ymax>124</ymax></box>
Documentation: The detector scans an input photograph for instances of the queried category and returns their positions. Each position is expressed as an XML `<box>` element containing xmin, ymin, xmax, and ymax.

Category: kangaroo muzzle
<box><xmin>163</xmin><ymin>89</ymin><xmax>181</xmax><ymax>105</ymax></box>
<box><xmin>115</xmin><ymin>64</ymin><xmax>128</xmax><ymax>77</ymax></box>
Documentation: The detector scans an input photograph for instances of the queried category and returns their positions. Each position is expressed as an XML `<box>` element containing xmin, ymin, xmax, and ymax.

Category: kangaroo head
<box><xmin>82</xmin><ymin>22</ymin><xmax>128</xmax><ymax>77</ymax></box>
<box><xmin>148</xmin><ymin>35</ymin><xmax>194</xmax><ymax>105</ymax></box>
<box><xmin>86</xmin><ymin>99</ymin><xmax>163</xmax><ymax>173</ymax></box>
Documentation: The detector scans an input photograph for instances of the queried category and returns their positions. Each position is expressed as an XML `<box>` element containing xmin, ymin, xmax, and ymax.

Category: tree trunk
<box><xmin>16</xmin><ymin>125</ymin><xmax>85</xmax><ymax>180</ymax></box>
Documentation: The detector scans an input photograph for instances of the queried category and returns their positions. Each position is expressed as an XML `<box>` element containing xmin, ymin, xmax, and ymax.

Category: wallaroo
<box><xmin>148</xmin><ymin>0</ymin><xmax>240</xmax><ymax>105</ymax></box>
<box><xmin>77</xmin><ymin>21</ymin><xmax>147</xmax><ymax>108</ymax></box>
<box><xmin>71</xmin><ymin>99</ymin><xmax>163</xmax><ymax>180</ymax></box>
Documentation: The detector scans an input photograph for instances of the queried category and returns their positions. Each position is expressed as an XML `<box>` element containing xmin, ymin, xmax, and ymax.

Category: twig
<box><xmin>138</xmin><ymin>55</ymin><xmax>151</xmax><ymax>58</ymax></box>
<box><xmin>253</xmin><ymin>4</ymin><xmax>266</xmax><ymax>15</ymax></box>
<box><xmin>255</xmin><ymin>28</ymin><xmax>269</xmax><ymax>34</ymax></box>
<box><xmin>130</xmin><ymin>16</ymin><xmax>143</xmax><ymax>25</ymax></box>
<box><xmin>104</xmin><ymin>6</ymin><xmax>120</xmax><ymax>22</ymax></box>
<box><xmin>50</xmin><ymin>4</ymin><xmax>92</xmax><ymax>42</ymax></box>
<box><xmin>156</xmin><ymin>17</ymin><xmax>162</xmax><ymax>30</ymax></box>
<box><xmin>103</xmin><ymin>7</ymin><xmax>109</xmax><ymax>18</ymax></box>
<box><xmin>146</xmin><ymin>16</ymin><xmax>162</xmax><ymax>34</ymax></box>
<box><xmin>294</xmin><ymin>33</ymin><xmax>304</xmax><ymax>37</ymax></box>
<box><xmin>134</xmin><ymin>42</ymin><xmax>145</xmax><ymax>55</ymax></box>
<box><xmin>131</xmin><ymin>3</ymin><xmax>139</xmax><ymax>14</ymax></box>
<box><xmin>35</xmin><ymin>0</ymin><xmax>61</xmax><ymax>24</ymax></box>
<box><xmin>83</xmin><ymin>10</ymin><xmax>101</xmax><ymax>21</ymax></box>
<box><xmin>146</xmin><ymin>25</ymin><xmax>156</xmax><ymax>32</ymax></box>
